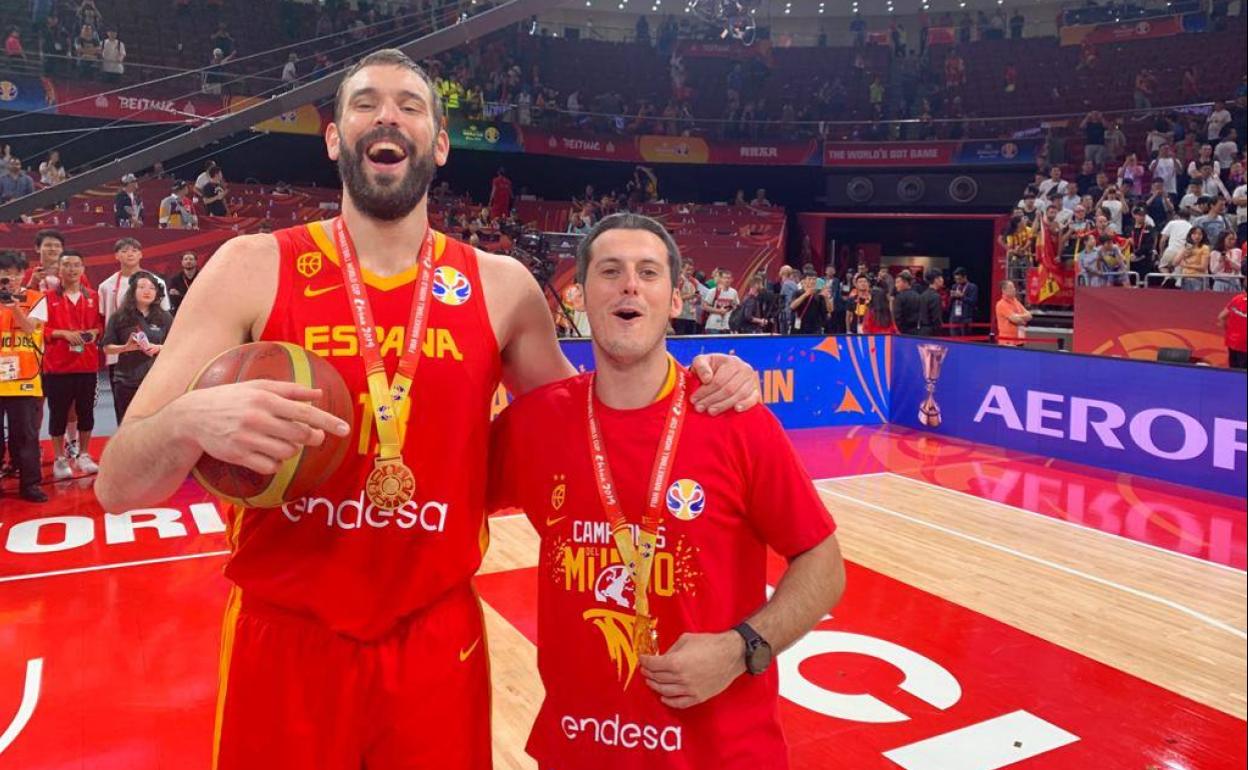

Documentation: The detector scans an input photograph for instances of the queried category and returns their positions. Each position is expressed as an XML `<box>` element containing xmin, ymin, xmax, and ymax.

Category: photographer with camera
<box><xmin>0</xmin><ymin>251</ymin><xmax>49</xmax><ymax>502</ymax></box>
<box><xmin>42</xmin><ymin>251</ymin><xmax>103</xmax><ymax>480</ymax></box>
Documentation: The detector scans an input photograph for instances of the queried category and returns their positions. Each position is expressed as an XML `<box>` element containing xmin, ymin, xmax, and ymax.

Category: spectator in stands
<box><xmin>1211</xmin><ymin>232</ymin><xmax>1244</xmax><ymax>293</ymax></box>
<box><xmin>0</xmin><ymin>250</ymin><xmax>50</xmax><ymax>501</ymax></box>
<box><xmin>1009</xmin><ymin>9</ymin><xmax>1024</xmax><ymax>39</ymax></box>
<box><xmin>1039</xmin><ymin>166</ymin><xmax>1068</xmax><ymax>198</ymax></box>
<box><xmin>100</xmin><ymin>27</ymin><xmax>124</xmax><ymax>82</ymax></box>
<box><xmin>1128</xmin><ymin>206</ymin><xmax>1159</xmax><ymax>278</ymax></box>
<box><xmin>114</xmin><ymin>173</ymin><xmax>143</xmax><ymax>227</ymax></box>
<box><xmin>281</xmin><ymin>53</ymin><xmax>299</xmax><ymax>88</ymax></box>
<box><xmin>1133</xmin><ymin>69</ymin><xmax>1156</xmax><ymax>111</ymax></box>
<box><xmin>489</xmin><ymin>168</ymin><xmax>513</xmax><ymax>220</ymax></box>
<box><xmin>1061</xmin><ymin>186</ymin><xmax>1082</xmax><ymax>213</ymax></box>
<box><xmin>201</xmin><ymin>168</ymin><xmax>228</xmax><ymax>217</ymax></box>
<box><xmin>39</xmin><ymin>13</ymin><xmax>70</xmax><ymax>75</ymax></box>
<box><xmin>789</xmin><ymin>271</ymin><xmax>830</xmax><ymax>334</ymax></box>
<box><xmin>1081</xmin><ymin>111</ymin><xmax>1108</xmax><ymax>169</ymax></box>
<box><xmin>194</xmin><ymin>162</ymin><xmax>219</xmax><ymax>195</ymax></box>
<box><xmin>39</xmin><ymin>151</ymin><xmax>67</xmax><ymax>187</ymax></box>
<box><xmin>1234</xmin><ymin>180</ymin><xmax>1247</xmax><ymax>245</ymax></box>
<box><xmin>210</xmin><ymin>22</ymin><xmax>235</xmax><ymax>58</ymax></box>
<box><xmin>862</xmin><ymin>287</ymin><xmax>898</xmax><ymax>334</ymax></box>
<box><xmin>1179</xmin><ymin>181</ymin><xmax>1203</xmax><ymax>216</ymax></box>
<box><xmin>5</xmin><ymin>26</ymin><xmax>26</xmax><ymax>60</ymax></box>
<box><xmin>0</xmin><ymin>158</ymin><xmax>34</xmax><ymax>203</ymax></box>
<box><xmin>159</xmin><ymin>181</ymin><xmax>198</xmax><ymax>229</ymax></box>
<box><xmin>948</xmin><ymin>267</ymin><xmax>977</xmax><ymax>335</ymax></box>
<box><xmin>101</xmin><ymin>271</ymin><xmax>169</xmax><ymax>423</ymax></box>
<box><xmin>751</xmin><ymin>189</ymin><xmax>771</xmax><ymax>207</ymax></box>
<box><xmin>166</xmin><ymin>252</ymin><xmax>199</xmax><ymax>315</ymax></box>
<box><xmin>24</xmin><ymin>229</ymin><xmax>66</xmax><ymax>293</ymax></box>
<box><xmin>917</xmin><ymin>273</ymin><xmax>943</xmax><ymax>336</ymax></box>
<box><xmin>1178</xmin><ymin>227</ymin><xmax>1212</xmax><ymax>291</ymax></box>
<box><xmin>76</xmin><ymin>0</ymin><xmax>103</xmax><ymax>31</ymax></box>
<box><xmin>1150</xmin><ymin>145</ymin><xmax>1181</xmax><ymax>198</ymax></box>
<box><xmin>1143</xmin><ymin>178</ymin><xmax>1173</xmax><ymax>227</ymax></box>
<box><xmin>1105</xmin><ymin>123</ymin><xmax>1127</xmax><ymax>165</ymax></box>
<box><xmin>1196</xmin><ymin>197</ymin><xmax>1234</xmax><ymax>246</ymax></box>
<box><xmin>1098</xmin><ymin>186</ymin><xmax>1126</xmax><ymax>233</ymax></box>
<box><xmin>1181</xmin><ymin>67</ymin><xmax>1201</xmax><ymax>102</ymax></box>
<box><xmin>1118</xmin><ymin>154</ymin><xmax>1146</xmax><ymax>199</ymax></box>
<box><xmin>673</xmin><ymin>260</ymin><xmax>701</xmax><ymax>336</ymax></box>
<box><xmin>701</xmin><ymin>270</ymin><xmax>739</xmax><ymax>333</ymax></box>
<box><xmin>1197</xmin><ymin>162</ymin><xmax>1231</xmax><ymax>201</ymax></box>
<box><xmin>846</xmin><ymin>273</ymin><xmax>871</xmax><ymax>334</ymax></box>
<box><xmin>1207</xmin><ymin>101</ymin><xmax>1232</xmax><ymax>144</ymax></box>
<box><xmin>850</xmin><ymin>13</ymin><xmax>867</xmax><ymax>47</ymax></box>
<box><xmin>1216</xmin><ymin>275</ymin><xmax>1247</xmax><ymax>369</ymax></box>
<box><xmin>995</xmin><ymin>280</ymin><xmax>1031</xmax><ymax>346</ymax></box>
<box><xmin>892</xmin><ymin>271</ymin><xmax>921</xmax><ymax>335</ymax></box>
<box><xmin>1215</xmin><ymin>129</ymin><xmax>1239</xmax><ymax>170</ymax></box>
<box><xmin>75</xmin><ymin>22</ymin><xmax>101</xmax><ymax>74</ymax></box>
<box><xmin>735</xmin><ymin>275</ymin><xmax>777</xmax><ymax>334</ymax></box>
<box><xmin>41</xmin><ymin>250</ymin><xmax>101</xmax><ymax>480</ymax></box>
<box><xmin>1075</xmin><ymin>160</ymin><xmax>1098</xmax><ymax>196</ymax></box>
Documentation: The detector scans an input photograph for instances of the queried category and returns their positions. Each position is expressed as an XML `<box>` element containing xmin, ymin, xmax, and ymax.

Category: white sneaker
<box><xmin>76</xmin><ymin>453</ymin><xmax>99</xmax><ymax>475</ymax></box>
<box><xmin>53</xmin><ymin>457</ymin><xmax>74</xmax><ymax>480</ymax></box>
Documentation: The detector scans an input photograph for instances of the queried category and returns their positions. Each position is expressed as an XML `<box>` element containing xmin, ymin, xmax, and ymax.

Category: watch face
<box><xmin>749</xmin><ymin>642</ymin><xmax>773</xmax><ymax>675</ymax></box>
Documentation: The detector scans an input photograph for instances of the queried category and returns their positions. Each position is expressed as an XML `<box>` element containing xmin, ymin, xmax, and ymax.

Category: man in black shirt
<box><xmin>1126</xmin><ymin>206</ymin><xmax>1158</xmax><ymax>279</ymax></box>
<box><xmin>201</xmin><ymin>168</ymin><xmax>228</xmax><ymax>216</ymax></box>
<box><xmin>1075</xmin><ymin>160</ymin><xmax>1098</xmax><ymax>197</ymax></box>
<box><xmin>166</xmin><ymin>252</ymin><xmax>199</xmax><ymax>315</ymax></box>
<box><xmin>1144</xmin><ymin>179</ymin><xmax>1174</xmax><ymax>229</ymax></box>
<box><xmin>892</xmin><ymin>271</ymin><xmax>922</xmax><ymax>334</ymax></box>
<box><xmin>114</xmin><ymin>173</ymin><xmax>143</xmax><ymax>227</ymax></box>
<box><xmin>917</xmin><ymin>273</ymin><xmax>944</xmax><ymax>336</ymax></box>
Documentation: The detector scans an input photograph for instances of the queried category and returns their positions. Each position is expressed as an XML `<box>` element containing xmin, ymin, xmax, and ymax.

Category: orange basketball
<box><xmin>188</xmin><ymin>341</ymin><xmax>355</xmax><ymax>507</ymax></box>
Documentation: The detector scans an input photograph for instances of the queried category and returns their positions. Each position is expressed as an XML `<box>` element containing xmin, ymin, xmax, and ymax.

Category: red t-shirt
<box><xmin>489</xmin><ymin>370</ymin><xmax>836</xmax><ymax>770</ymax></box>
<box><xmin>41</xmin><ymin>287</ymin><xmax>103</xmax><ymax>374</ymax></box>
<box><xmin>1226</xmin><ymin>292</ymin><xmax>1247</xmax><ymax>352</ymax></box>
<box><xmin>862</xmin><ymin>315</ymin><xmax>898</xmax><ymax>334</ymax></box>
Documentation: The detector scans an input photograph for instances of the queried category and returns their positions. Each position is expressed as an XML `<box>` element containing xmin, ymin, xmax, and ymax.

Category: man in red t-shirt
<box><xmin>1217</xmin><ymin>285</ymin><xmax>1247</xmax><ymax>369</ymax></box>
<box><xmin>489</xmin><ymin>213</ymin><xmax>846</xmax><ymax>769</ymax></box>
<box><xmin>489</xmin><ymin>166</ymin><xmax>513</xmax><ymax>221</ymax></box>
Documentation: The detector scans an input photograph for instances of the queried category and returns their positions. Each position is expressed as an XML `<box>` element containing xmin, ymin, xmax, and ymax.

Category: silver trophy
<box><xmin>916</xmin><ymin>344</ymin><xmax>949</xmax><ymax>428</ymax></box>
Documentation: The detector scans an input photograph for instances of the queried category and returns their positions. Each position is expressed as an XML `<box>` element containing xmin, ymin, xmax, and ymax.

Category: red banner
<box><xmin>823</xmin><ymin>141</ymin><xmax>958</xmax><ymax>167</ymax></box>
<box><xmin>521</xmin><ymin>131</ymin><xmax>640</xmax><ymax>163</ymax></box>
<box><xmin>708</xmin><ymin>139</ymin><xmax>820</xmax><ymax>166</ymax></box>
<box><xmin>926</xmin><ymin>26</ymin><xmax>957</xmax><ymax>45</ymax></box>
<box><xmin>676</xmin><ymin>40</ymin><xmax>773</xmax><ymax>66</ymax></box>
<box><xmin>52</xmin><ymin>81</ymin><xmax>224</xmax><ymax>123</ymax></box>
<box><xmin>1073</xmin><ymin>287</ymin><xmax>1233</xmax><ymax>367</ymax></box>
<box><xmin>1060</xmin><ymin>15</ymin><xmax>1184</xmax><ymax>46</ymax></box>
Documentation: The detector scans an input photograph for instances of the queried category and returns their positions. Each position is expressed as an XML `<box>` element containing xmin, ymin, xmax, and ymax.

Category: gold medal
<box><xmin>633</xmin><ymin>613</ymin><xmax>659</xmax><ymax>656</ymax></box>
<box><xmin>366</xmin><ymin>456</ymin><xmax>416</xmax><ymax>511</ymax></box>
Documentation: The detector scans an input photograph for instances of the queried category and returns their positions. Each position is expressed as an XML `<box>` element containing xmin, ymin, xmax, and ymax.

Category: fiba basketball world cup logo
<box><xmin>916</xmin><ymin>344</ymin><xmax>949</xmax><ymax>428</ymax></box>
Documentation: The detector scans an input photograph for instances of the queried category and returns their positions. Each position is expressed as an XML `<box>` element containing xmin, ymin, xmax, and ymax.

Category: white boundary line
<box><xmin>815</xmin><ymin>481</ymin><xmax>1248</xmax><ymax>641</ymax></box>
<box><xmin>0</xmin><ymin>658</ymin><xmax>41</xmax><ymax>755</ymax></box>
<box><xmin>0</xmin><ymin>551</ymin><xmax>230</xmax><ymax>585</ymax></box>
<box><xmin>883</xmin><ymin>472</ymin><xmax>1247</xmax><ymax>575</ymax></box>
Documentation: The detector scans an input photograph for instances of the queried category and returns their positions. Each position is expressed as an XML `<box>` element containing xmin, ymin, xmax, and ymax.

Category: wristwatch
<box><xmin>733</xmin><ymin>622</ymin><xmax>773</xmax><ymax>675</ymax></box>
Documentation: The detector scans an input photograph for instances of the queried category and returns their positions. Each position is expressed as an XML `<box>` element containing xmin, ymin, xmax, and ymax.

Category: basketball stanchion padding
<box><xmin>188</xmin><ymin>341</ymin><xmax>355</xmax><ymax>507</ymax></box>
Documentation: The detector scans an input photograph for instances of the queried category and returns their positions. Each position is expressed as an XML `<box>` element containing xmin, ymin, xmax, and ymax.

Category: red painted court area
<box><xmin>0</xmin><ymin>426</ymin><xmax>1244</xmax><ymax>769</ymax></box>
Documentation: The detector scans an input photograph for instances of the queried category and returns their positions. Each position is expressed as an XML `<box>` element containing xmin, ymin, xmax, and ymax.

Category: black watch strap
<box><xmin>733</xmin><ymin>622</ymin><xmax>773</xmax><ymax>675</ymax></box>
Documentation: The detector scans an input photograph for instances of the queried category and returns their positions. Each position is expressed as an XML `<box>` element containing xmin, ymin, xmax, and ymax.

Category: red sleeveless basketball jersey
<box><xmin>223</xmin><ymin>220</ymin><xmax>501</xmax><ymax>640</ymax></box>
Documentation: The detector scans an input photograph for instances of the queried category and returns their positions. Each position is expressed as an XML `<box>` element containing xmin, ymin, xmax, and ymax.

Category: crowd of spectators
<box><xmin>1003</xmin><ymin>100</ymin><xmax>1246</xmax><ymax>294</ymax></box>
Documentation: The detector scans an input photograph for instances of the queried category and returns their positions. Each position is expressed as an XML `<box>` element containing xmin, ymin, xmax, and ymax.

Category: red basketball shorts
<box><xmin>212</xmin><ymin>584</ymin><xmax>492</xmax><ymax>770</ymax></box>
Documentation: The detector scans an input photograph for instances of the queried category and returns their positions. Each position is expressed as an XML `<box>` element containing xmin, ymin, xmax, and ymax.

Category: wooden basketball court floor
<box><xmin>0</xmin><ymin>424</ymin><xmax>1244</xmax><ymax>769</ymax></box>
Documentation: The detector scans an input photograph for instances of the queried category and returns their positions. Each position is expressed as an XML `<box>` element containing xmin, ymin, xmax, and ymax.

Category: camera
<box><xmin>0</xmin><ymin>277</ymin><xmax>14</xmax><ymax>305</ymax></box>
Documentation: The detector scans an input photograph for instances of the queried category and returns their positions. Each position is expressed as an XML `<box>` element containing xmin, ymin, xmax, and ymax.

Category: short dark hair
<box><xmin>34</xmin><ymin>228</ymin><xmax>65</xmax><ymax>248</ymax></box>
<box><xmin>897</xmin><ymin>270</ymin><xmax>914</xmax><ymax>286</ymax></box>
<box><xmin>333</xmin><ymin>49</ymin><xmax>444</xmax><ymax>129</ymax></box>
<box><xmin>953</xmin><ymin>266</ymin><xmax>967</xmax><ymax>277</ymax></box>
<box><xmin>0</xmin><ymin>250</ymin><xmax>28</xmax><ymax>272</ymax></box>
<box><xmin>60</xmin><ymin>249</ymin><xmax>84</xmax><ymax>262</ymax></box>
<box><xmin>114</xmin><ymin>237</ymin><xmax>142</xmax><ymax>252</ymax></box>
<box><xmin>575</xmin><ymin>212</ymin><xmax>681</xmax><ymax>288</ymax></box>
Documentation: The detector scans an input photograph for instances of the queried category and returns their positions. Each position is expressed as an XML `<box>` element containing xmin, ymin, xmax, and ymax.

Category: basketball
<box><xmin>187</xmin><ymin>341</ymin><xmax>354</xmax><ymax>507</ymax></box>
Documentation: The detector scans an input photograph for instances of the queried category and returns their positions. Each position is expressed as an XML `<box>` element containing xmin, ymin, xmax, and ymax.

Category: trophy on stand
<box><xmin>916</xmin><ymin>344</ymin><xmax>949</xmax><ymax>428</ymax></box>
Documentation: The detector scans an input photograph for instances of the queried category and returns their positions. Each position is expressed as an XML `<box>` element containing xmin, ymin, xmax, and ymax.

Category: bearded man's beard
<box><xmin>337</xmin><ymin>127</ymin><xmax>436</xmax><ymax>221</ymax></box>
